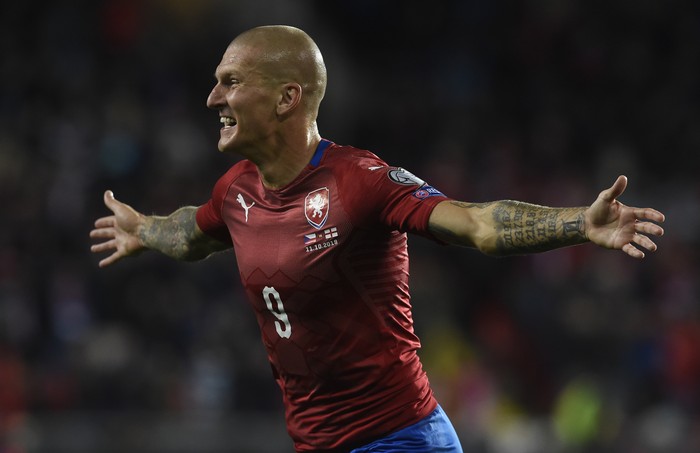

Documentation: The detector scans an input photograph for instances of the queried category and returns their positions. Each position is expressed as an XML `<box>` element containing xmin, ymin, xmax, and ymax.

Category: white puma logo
<box><xmin>236</xmin><ymin>193</ymin><xmax>255</xmax><ymax>222</ymax></box>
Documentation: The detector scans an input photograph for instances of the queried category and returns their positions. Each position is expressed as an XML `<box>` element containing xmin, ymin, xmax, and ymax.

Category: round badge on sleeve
<box><xmin>387</xmin><ymin>168</ymin><xmax>425</xmax><ymax>186</ymax></box>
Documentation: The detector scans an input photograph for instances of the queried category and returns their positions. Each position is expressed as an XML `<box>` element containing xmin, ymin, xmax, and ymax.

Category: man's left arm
<box><xmin>428</xmin><ymin>175</ymin><xmax>665</xmax><ymax>258</ymax></box>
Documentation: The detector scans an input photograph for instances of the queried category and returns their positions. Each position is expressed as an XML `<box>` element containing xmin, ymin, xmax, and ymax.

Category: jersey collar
<box><xmin>309</xmin><ymin>139</ymin><xmax>332</xmax><ymax>168</ymax></box>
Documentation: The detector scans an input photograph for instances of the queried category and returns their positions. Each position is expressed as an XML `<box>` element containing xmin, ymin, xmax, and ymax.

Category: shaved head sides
<box><xmin>230</xmin><ymin>26</ymin><xmax>327</xmax><ymax>117</ymax></box>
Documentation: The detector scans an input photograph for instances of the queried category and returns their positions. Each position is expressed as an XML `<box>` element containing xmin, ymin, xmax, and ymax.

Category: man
<box><xmin>90</xmin><ymin>25</ymin><xmax>665</xmax><ymax>452</ymax></box>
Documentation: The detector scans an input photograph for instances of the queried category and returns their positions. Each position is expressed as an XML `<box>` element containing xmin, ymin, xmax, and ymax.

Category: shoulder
<box><xmin>210</xmin><ymin>159</ymin><xmax>257</xmax><ymax>201</ymax></box>
<box><xmin>324</xmin><ymin>143</ymin><xmax>387</xmax><ymax>167</ymax></box>
<box><xmin>213</xmin><ymin>159</ymin><xmax>256</xmax><ymax>187</ymax></box>
<box><xmin>318</xmin><ymin>143</ymin><xmax>394</xmax><ymax>211</ymax></box>
<box><xmin>321</xmin><ymin>143</ymin><xmax>390</xmax><ymax>183</ymax></box>
<box><xmin>218</xmin><ymin>159</ymin><xmax>256</xmax><ymax>183</ymax></box>
<box><xmin>324</xmin><ymin>144</ymin><xmax>432</xmax><ymax>191</ymax></box>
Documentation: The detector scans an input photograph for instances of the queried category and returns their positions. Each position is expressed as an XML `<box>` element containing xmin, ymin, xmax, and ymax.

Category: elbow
<box><xmin>170</xmin><ymin>244</ymin><xmax>208</xmax><ymax>262</ymax></box>
<box><xmin>176</xmin><ymin>239</ymin><xmax>228</xmax><ymax>262</ymax></box>
<box><xmin>473</xmin><ymin>231</ymin><xmax>509</xmax><ymax>257</ymax></box>
<box><xmin>475</xmin><ymin>242</ymin><xmax>503</xmax><ymax>257</ymax></box>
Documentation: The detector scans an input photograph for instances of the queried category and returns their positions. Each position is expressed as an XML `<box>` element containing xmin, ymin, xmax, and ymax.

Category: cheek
<box><xmin>224</xmin><ymin>92</ymin><xmax>238</xmax><ymax>108</ymax></box>
<box><xmin>246</xmin><ymin>103</ymin><xmax>276</xmax><ymax>126</ymax></box>
<box><xmin>229</xmin><ymin>90</ymin><xmax>278</xmax><ymax>126</ymax></box>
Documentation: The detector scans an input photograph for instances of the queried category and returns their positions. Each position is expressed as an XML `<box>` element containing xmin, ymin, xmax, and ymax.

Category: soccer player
<box><xmin>90</xmin><ymin>25</ymin><xmax>665</xmax><ymax>452</ymax></box>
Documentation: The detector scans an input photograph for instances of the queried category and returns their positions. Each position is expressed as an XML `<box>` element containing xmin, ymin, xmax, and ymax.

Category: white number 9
<box><xmin>262</xmin><ymin>286</ymin><xmax>292</xmax><ymax>339</ymax></box>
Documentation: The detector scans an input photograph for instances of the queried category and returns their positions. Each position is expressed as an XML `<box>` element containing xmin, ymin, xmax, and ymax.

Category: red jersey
<box><xmin>196</xmin><ymin>140</ymin><xmax>449</xmax><ymax>451</ymax></box>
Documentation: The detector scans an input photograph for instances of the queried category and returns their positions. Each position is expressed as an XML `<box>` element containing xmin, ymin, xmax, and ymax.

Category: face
<box><xmin>206</xmin><ymin>43</ymin><xmax>281</xmax><ymax>155</ymax></box>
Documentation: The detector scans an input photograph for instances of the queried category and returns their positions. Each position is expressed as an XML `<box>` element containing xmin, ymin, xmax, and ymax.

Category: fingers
<box><xmin>600</xmin><ymin>175</ymin><xmax>628</xmax><ymax>202</ymax></box>
<box><xmin>635</xmin><ymin>217</ymin><xmax>665</xmax><ymax>237</ymax></box>
<box><xmin>91</xmin><ymin>235</ymin><xmax>128</xmax><ymax>267</ymax></box>
<box><xmin>621</xmin><ymin>234</ymin><xmax>651</xmax><ymax>259</ymax></box>
<box><xmin>622</xmin><ymin>243</ymin><xmax>645</xmax><ymax>259</ymax></box>
<box><xmin>98</xmin><ymin>253</ymin><xmax>121</xmax><ymax>268</ymax></box>
<box><xmin>634</xmin><ymin>207</ymin><xmax>666</xmax><ymax>225</ymax></box>
<box><xmin>632</xmin><ymin>232</ymin><xmax>657</xmax><ymax>253</ymax></box>
<box><xmin>94</xmin><ymin>216</ymin><xmax>116</xmax><ymax>228</ymax></box>
<box><xmin>622</xmin><ymin>232</ymin><xmax>659</xmax><ymax>259</ymax></box>
<box><xmin>615</xmin><ymin>209</ymin><xmax>665</xmax><ymax>259</ymax></box>
<box><xmin>627</xmin><ymin>208</ymin><xmax>665</xmax><ymax>257</ymax></box>
<box><xmin>92</xmin><ymin>190</ymin><xmax>126</xmax><ymax>268</ymax></box>
<box><xmin>90</xmin><ymin>238</ymin><xmax>116</xmax><ymax>253</ymax></box>
<box><xmin>90</xmin><ymin>235</ymin><xmax>123</xmax><ymax>268</ymax></box>
<box><xmin>89</xmin><ymin>225</ymin><xmax>116</xmax><ymax>240</ymax></box>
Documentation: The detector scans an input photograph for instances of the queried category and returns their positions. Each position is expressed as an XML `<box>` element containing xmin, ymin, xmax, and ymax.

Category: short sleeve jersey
<box><xmin>196</xmin><ymin>140</ymin><xmax>450</xmax><ymax>452</ymax></box>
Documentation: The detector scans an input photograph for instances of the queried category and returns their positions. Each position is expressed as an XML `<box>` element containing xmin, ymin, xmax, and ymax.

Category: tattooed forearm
<box><xmin>491</xmin><ymin>201</ymin><xmax>587</xmax><ymax>255</ymax></box>
<box><xmin>140</xmin><ymin>207</ymin><xmax>225</xmax><ymax>261</ymax></box>
<box><xmin>140</xmin><ymin>207</ymin><xmax>198</xmax><ymax>260</ymax></box>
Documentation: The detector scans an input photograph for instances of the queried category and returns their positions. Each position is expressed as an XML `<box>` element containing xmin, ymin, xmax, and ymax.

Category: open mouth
<box><xmin>220</xmin><ymin>116</ymin><xmax>237</xmax><ymax>128</ymax></box>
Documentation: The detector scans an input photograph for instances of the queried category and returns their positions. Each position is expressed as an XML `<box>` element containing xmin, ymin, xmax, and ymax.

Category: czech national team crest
<box><xmin>305</xmin><ymin>187</ymin><xmax>330</xmax><ymax>229</ymax></box>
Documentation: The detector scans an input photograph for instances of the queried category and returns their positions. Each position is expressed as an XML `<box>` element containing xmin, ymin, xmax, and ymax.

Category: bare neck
<box><xmin>254</xmin><ymin>127</ymin><xmax>322</xmax><ymax>190</ymax></box>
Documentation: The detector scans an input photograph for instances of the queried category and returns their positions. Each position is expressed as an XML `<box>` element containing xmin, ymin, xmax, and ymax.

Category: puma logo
<box><xmin>236</xmin><ymin>193</ymin><xmax>255</xmax><ymax>222</ymax></box>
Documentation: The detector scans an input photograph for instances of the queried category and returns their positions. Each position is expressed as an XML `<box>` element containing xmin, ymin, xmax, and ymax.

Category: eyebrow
<box><xmin>213</xmin><ymin>66</ymin><xmax>236</xmax><ymax>80</ymax></box>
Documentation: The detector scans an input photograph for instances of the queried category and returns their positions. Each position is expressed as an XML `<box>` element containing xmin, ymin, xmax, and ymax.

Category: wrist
<box><xmin>561</xmin><ymin>208</ymin><xmax>588</xmax><ymax>244</ymax></box>
<box><xmin>136</xmin><ymin>214</ymin><xmax>153</xmax><ymax>250</ymax></box>
<box><xmin>581</xmin><ymin>208</ymin><xmax>591</xmax><ymax>242</ymax></box>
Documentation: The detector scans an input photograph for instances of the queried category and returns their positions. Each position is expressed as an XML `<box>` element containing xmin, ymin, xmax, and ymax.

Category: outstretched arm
<box><xmin>90</xmin><ymin>190</ymin><xmax>230</xmax><ymax>267</ymax></box>
<box><xmin>429</xmin><ymin>175</ymin><xmax>665</xmax><ymax>259</ymax></box>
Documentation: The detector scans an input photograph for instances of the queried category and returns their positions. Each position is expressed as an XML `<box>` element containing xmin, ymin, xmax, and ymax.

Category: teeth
<box><xmin>220</xmin><ymin>117</ymin><xmax>236</xmax><ymax>127</ymax></box>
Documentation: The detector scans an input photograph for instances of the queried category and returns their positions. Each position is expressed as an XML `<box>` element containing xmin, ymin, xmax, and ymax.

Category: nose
<box><xmin>207</xmin><ymin>83</ymin><xmax>223</xmax><ymax>110</ymax></box>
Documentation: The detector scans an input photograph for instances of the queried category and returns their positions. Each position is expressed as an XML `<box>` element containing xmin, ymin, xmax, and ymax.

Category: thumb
<box><xmin>600</xmin><ymin>175</ymin><xmax>627</xmax><ymax>202</ymax></box>
<box><xmin>103</xmin><ymin>190</ymin><xmax>121</xmax><ymax>212</ymax></box>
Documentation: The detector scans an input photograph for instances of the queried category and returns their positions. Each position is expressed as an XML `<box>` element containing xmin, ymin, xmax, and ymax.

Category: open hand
<box><xmin>585</xmin><ymin>176</ymin><xmax>665</xmax><ymax>259</ymax></box>
<box><xmin>89</xmin><ymin>191</ymin><xmax>146</xmax><ymax>267</ymax></box>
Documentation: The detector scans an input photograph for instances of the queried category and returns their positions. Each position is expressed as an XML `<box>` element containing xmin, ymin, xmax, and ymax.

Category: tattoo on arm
<box><xmin>141</xmin><ymin>207</ymin><xmax>227</xmax><ymax>260</ymax></box>
<box><xmin>491</xmin><ymin>201</ymin><xmax>587</xmax><ymax>254</ymax></box>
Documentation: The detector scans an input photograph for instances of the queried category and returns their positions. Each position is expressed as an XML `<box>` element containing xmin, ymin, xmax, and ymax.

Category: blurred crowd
<box><xmin>1</xmin><ymin>1</ymin><xmax>699</xmax><ymax>452</ymax></box>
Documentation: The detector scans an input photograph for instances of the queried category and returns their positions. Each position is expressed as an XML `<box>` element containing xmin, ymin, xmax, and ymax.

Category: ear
<box><xmin>277</xmin><ymin>83</ymin><xmax>302</xmax><ymax>116</ymax></box>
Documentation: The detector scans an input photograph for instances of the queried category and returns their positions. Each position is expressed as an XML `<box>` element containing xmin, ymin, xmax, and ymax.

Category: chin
<box><xmin>218</xmin><ymin>143</ymin><xmax>251</xmax><ymax>159</ymax></box>
<box><xmin>217</xmin><ymin>138</ymin><xmax>237</xmax><ymax>153</ymax></box>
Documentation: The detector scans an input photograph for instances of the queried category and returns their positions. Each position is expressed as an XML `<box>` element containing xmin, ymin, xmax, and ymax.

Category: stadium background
<box><xmin>1</xmin><ymin>1</ymin><xmax>698</xmax><ymax>452</ymax></box>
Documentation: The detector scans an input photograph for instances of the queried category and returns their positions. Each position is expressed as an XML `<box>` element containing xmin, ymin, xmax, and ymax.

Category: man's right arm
<box><xmin>140</xmin><ymin>206</ymin><xmax>230</xmax><ymax>261</ymax></box>
<box><xmin>90</xmin><ymin>190</ymin><xmax>230</xmax><ymax>268</ymax></box>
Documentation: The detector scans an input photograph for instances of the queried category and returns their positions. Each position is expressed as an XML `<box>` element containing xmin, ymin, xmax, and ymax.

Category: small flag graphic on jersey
<box><xmin>303</xmin><ymin>227</ymin><xmax>338</xmax><ymax>245</ymax></box>
<box><xmin>304</xmin><ymin>233</ymin><xmax>321</xmax><ymax>244</ymax></box>
<box><xmin>324</xmin><ymin>227</ymin><xmax>338</xmax><ymax>239</ymax></box>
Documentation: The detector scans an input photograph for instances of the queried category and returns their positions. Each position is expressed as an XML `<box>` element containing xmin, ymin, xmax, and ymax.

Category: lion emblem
<box><xmin>307</xmin><ymin>193</ymin><xmax>326</xmax><ymax>218</ymax></box>
<box><xmin>304</xmin><ymin>187</ymin><xmax>330</xmax><ymax>229</ymax></box>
